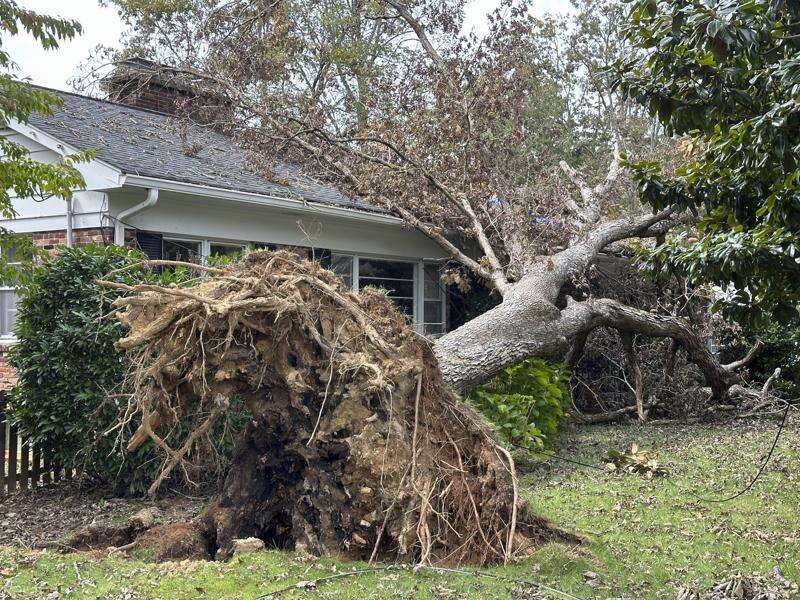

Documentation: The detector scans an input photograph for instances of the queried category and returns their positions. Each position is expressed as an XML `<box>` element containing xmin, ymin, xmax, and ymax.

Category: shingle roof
<box><xmin>27</xmin><ymin>88</ymin><xmax>379</xmax><ymax>213</ymax></box>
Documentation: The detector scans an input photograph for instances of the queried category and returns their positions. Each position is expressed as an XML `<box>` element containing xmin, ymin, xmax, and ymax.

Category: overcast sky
<box><xmin>6</xmin><ymin>0</ymin><xmax>572</xmax><ymax>92</ymax></box>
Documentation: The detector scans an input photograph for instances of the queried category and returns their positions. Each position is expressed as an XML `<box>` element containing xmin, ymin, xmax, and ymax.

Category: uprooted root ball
<box><xmin>101</xmin><ymin>251</ymin><xmax>578</xmax><ymax>565</ymax></box>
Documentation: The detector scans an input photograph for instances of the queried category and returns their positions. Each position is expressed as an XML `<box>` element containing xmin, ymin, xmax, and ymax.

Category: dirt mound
<box><xmin>137</xmin><ymin>523</ymin><xmax>211</xmax><ymax>562</ymax></box>
<box><xmin>102</xmin><ymin>251</ymin><xmax>579</xmax><ymax>565</ymax></box>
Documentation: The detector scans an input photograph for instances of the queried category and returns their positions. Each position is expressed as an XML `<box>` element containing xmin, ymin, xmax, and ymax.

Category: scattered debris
<box><xmin>677</xmin><ymin>568</ymin><xmax>799</xmax><ymax>599</ymax></box>
<box><xmin>231</xmin><ymin>537</ymin><xmax>266</xmax><ymax>556</ymax></box>
<box><xmin>0</xmin><ymin>480</ymin><xmax>203</xmax><ymax>549</ymax></box>
<box><xmin>605</xmin><ymin>444</ymin><xmax>668</xmax><ymax>479</ymax></box>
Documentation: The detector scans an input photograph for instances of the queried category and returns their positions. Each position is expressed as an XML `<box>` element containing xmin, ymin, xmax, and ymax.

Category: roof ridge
<box><xmin>28</xmin><ymin>83</ymin><xmax>181</xmax><ymax>120</ymax></box>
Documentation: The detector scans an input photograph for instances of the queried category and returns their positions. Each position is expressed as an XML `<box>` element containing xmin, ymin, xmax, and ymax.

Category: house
<box><xmin>0</xmin><ymin>64</ymin><xmax>453</xmax><ymax>389</ymax></box>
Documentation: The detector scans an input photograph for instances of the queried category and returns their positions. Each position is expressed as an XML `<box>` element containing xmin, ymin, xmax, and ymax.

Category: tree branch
<box><xmin>585</xmin><ymin>297</ymin><xmax>734</xmax><ymax>399</ymax></box>
<box><xmin>722</xmin><ymin>340</ymin><xmax>764</xmax><ymax>372</ymax></box>
<box><xmin>620</xmin><ymin>331</ymin><xmax>646</xmax><ymax>421</ymax></box>
<box><xmin>383</xmin><ymin>0</ymin><xmax>446</xmax><ymax>70</ymax></box>
<box><xmin>391</xmin><ymin>204</ymin><xmax>498</xmax><ymax>288</ymax></box>
<box><xmin>559</xmin><ymin>141</ymin><xmax>622</xmax><ymax>224</ymax></box>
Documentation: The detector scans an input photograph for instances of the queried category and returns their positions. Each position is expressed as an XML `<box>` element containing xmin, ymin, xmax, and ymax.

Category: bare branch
<box><xmin>383</xmin><ymin>0</ymin><xmax>446</xmax><ymax>70</ymax></box>
<box><xmin>391</xmin><ymin>204</ymin><xmax>496</xmax><ymax>286</ymax></box>
<box><xmin>585</xmin><ymin>298</ymin><xmax>734</xmax><ymax>399</ymax></box>
<box><xmin>559</xmin><ymin>141</ymin><xmax>622</xmax><ymax>224</ymax></box>
<box><xmin>722</xmin><ymin>340</ymin><xmax>764</xmax><ymax>372</ymax></box>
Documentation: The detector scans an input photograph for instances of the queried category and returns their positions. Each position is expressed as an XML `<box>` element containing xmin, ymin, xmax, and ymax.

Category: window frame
<box><xmin>0</xmin><ymin>246</ymin><xmax>23</xmax><ymax>341</ymax></box>
<box><xmin>420</xmin><ymin>262</ymin><xmax>447</xmax><ymax>337</ymax></box>
<box><xmin>322</xmin><ymin>252</ymin><xmax>446</xmax><ymax>334</ymax></box>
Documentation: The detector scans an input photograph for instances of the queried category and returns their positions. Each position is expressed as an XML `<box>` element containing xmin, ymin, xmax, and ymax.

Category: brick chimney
<box><xmin>102</xmin><ymin>58</ymin><xmax>231</xmax><ymax>124</ymax></box>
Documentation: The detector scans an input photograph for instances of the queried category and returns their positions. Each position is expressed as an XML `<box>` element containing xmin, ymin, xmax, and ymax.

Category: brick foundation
<box><xmin>31</xmin><ymin>227</ymin><xmax>114</xmax><ymax>255</ymax></box>
<box><xmin>0</xmin><ymin>344</ymin><xmax>17</xmax><ymax>391</ymax></box>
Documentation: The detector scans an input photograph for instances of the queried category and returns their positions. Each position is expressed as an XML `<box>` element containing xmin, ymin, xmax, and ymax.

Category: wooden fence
<box><xmin>1</xmin><ymin>397</ymin><xmax>69</xmax><ymax>495</ymax></box>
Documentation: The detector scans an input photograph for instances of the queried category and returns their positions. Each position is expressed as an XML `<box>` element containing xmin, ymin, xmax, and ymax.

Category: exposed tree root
<box><xmin>100</xmin><ymin>251</ymin><xmax>580</xmax><ymax>565</ymax></box>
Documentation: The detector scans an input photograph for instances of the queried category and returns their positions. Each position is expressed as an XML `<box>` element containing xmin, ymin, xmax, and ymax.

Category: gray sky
<box><xmin>7</xmin><ymin>0</ymin><xmax>573</xmax><ymax>92</ymax></box>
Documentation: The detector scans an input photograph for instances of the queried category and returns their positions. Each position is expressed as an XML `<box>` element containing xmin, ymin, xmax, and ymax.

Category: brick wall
<box><xmin>110</xmin><ymin>83</ymin><xmax>192</xmax><ymax>115</ymax></box>
<box><xmin>0</xmin><ymin>228</ymin><xmax>114</xmax><ymax>390</ymax></box>
<box><xmin>0</xmin><ymin>345</ymin><xmax>16</xmax><ymax>391</ymax></box>
<box><xmin>31</xmin><ymin>228</ymin><xmax>113</xmax><ymax>256</ymax></box>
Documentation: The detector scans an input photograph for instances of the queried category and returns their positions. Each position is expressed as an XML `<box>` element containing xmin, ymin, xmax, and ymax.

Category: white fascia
<box><xmin>6</xmin><ymin>119</ymin><xmax>124</xmax><ymax>189</ymax></box>
<box><xmin>121</xmin><ymin>174</ymin><xmax>403</xmax><ymax>227</ymax></box>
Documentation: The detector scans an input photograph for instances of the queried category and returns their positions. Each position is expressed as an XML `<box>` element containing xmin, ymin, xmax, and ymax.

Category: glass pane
<box><xmin>330</xmin><ymin>254</ymin><xmax>353</xmax><ymax>277</ymax></box>
<box><xmin>6</xmin><ymin>291</ymin><xmax>18</xmax><ymax>334</ymax></box>
<box><xmin>0</xmin><ymin>289</ymin><xmax>18</xmax><ymax>336</ymax></box>
<box><xmin>327</xmin><ymin>254</ymin><xmax>354</xmax><ymax>289</ymax></box>
<box><xmin>210</xmin><ymin>243</ymin><xmax>244</xmax><ymax>257</ymax></box>
<box><xmin>251</xmin><ymin>242</ymin><xmax>277</xmax><ymax>251</ymax></box>
<box><xmin>424</xmin><ymin>264</ymin><xmax>442</xmax><ymax>299</ymax></box>
<box><xmin>394</xmin><ymin>298</ymin><xmax>414</xmax><ymax>316</ymax></box>
<box><xmin>163</xmin><ymin>239</ymin><xmax>201</xmax><ymax>263</ymax></box>
<box><xmin>424</xmin><ymin>323</ymin><xmax>444</xmax><ymax>336</ymax></box>
<box><xmin>424</xmin><ymin>300</ymin><xmax>443</xmax><ymax>324</ymax></box>
<box><xmin>359</xmin><ymin>278</ymin><xmax>414</xmax><ymax>298</ymax></box>
<box><xmin>358</xmin><ymin>258</ymin><xmax>414</xmax><ymax>280</ymax></box>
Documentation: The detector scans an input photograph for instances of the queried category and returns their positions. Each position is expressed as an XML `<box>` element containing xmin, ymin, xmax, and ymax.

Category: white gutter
<box><xmin>65</xmin><ymin>195</ymin><xmax>74</xmax><ymax>247</ymax></box>
<box><xmin>121</xmin><ymin>174</ymin><xmax>401</xmax><ymax>226</ymax></box>
<box><xmin>115</xmin><ymin>187</ymin><xmax>159</xmax><ymax>245</ymax></box>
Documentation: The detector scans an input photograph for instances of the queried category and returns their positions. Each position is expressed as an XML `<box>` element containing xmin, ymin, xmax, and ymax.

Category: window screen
<box><xmin>323</xmin><ymin>253</ymin><xmax>354</xmax><ymax>290</ymax></box>
<box><xmin>422</xmin><ymin>263</ymin><xmax>445</xmax><ymax>336</ymax></box>
<box><xmin>358</xmin><ymin>258</ymin><xmax>415</xmax><ymax>317</ymax></box>
<box><xmin>163</xmin><ymin>239</ymin><xmax>201</xmax><ymax>263</ymax></box>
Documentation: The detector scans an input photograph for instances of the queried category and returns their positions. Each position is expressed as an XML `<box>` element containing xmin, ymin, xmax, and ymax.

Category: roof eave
<box><xmin>121</xmin><ymin>174</ymin><xmax>402</xmax><ymax>226</ymax></box>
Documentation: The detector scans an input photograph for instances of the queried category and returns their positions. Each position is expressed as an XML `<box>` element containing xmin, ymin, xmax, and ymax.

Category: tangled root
<box><xmin>101</xmin><ymin>251</ymin><xmax>577</xmax><ymax>565</ymax></box>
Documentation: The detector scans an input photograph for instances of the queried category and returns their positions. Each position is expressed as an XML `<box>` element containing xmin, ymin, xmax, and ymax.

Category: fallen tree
<box><xmin>85</xmin><ymin>0</ymin><xmax>776</xmax><ymax>564</ymax></box>
<box><xmin>100</xmin><ymin>253</ymin><xmax>579</xmax><ymax>564</ymax></box>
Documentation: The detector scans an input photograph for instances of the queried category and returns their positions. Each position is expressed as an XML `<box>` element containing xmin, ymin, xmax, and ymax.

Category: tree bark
<box><xmin>435</xmin><ymin>286</ymin><xmax>737</xmax><ymax>399</ymax></box>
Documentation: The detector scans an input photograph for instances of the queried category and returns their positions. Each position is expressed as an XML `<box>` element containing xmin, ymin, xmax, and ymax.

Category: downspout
<box><xmin>65</xmin><ymin>194</ymin><xmax>74</xmax><ymax>248</ymax></box>
<box><xmin>114</xmin><ymin>188</ymin><xmax>159</xmax><ymax>246</ymax></box>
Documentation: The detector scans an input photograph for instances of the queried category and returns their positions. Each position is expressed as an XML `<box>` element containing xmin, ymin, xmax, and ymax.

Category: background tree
<box><xmin>616</xmin><ymin>0</ymin><xmax>800</xmax><ymax>326</ymax></box>
<box><xmin>0</xmin><ymin>0</ymin><xmax>88</xmax><ymax>276</ymax></box>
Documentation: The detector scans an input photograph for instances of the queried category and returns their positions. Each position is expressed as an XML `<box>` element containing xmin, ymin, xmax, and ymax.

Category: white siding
<box><xmin>110</xmin><ymin>190</ymin><xmax>449</xmax><ymax>260</ymax></box>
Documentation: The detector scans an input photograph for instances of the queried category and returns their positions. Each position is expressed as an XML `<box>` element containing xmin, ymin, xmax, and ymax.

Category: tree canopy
<box><xmin>617</xmin><ymin>0</ymin><xmax>800</xmax><ymax>324</ymax></box>
<box><xmin>0</xmin><ymin>0</ymin><xmax>88</xmax><ymax>274</ymax></box>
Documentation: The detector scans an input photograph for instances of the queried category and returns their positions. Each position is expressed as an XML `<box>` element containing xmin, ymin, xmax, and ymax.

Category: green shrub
<box><xmin>469</xmin><ymin>358</ymin><xmax>569</xmax><ymax>449</ymax></box>
<box><xmin>8</xmin><ymin>245</ymin><xmax>244</xmax><ymax>494</ymax></box>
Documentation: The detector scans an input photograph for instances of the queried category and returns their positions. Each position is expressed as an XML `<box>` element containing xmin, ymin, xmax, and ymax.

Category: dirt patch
<box><xmin>0</xmin><ymin>480</ymin><xmax>206</xmax><ymax>549</ymax></box>
<box><xmin>137</xmin><ymin>523</ymin><xmax>211</xmax><ymax>562</ymax></box>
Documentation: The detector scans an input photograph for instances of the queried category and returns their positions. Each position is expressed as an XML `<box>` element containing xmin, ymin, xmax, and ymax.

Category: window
<box><xmin>163</xmin><ymin>239</ymin><xmax>201</xmax><ymax>263</ymax></box>
<box><xmin>325</xmin><ymin>252</ymin><xmax>354</xmax><ymax>289</ymax></box>
<box><xmin>358</xmin><ymin>258</ymin><xmax>415</xmax><ymax>317</ymax></box>
<box><xmin>316</xmin><ymin>251</ymin><xmax>450</xmax><ymax>332</ymax></box>
<box><xmin>0</xmin><ymin>246</ymin><xmax>22</xmax><ymax>338</ymax></box>
<box><xmin>422</xmin><ymin>263</ymin><xmax>445</xmax><ymax>336</ymax></box>
<box><xmin>209</xmin><ymin>243</ymin><xmax>245</xmax><ymax>258</ymax></box>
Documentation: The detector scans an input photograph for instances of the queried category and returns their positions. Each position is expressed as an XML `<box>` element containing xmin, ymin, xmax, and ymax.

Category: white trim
<box><xmin>6</xmin><ymin>119</ymin><xmax>123</xmax><ymax>189</ymax></box>
<box><xmin>2</xmin><ymin>212</ymin><xmax>106</xmax><ymax>233</ymax></box>
<box><xmin>121</xmin><ymin>174</ymin><xmax>402</xmax><ymax>226</ymax></box>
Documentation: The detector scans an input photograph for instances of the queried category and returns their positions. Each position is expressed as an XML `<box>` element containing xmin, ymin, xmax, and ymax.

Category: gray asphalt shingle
<box><xmin>28</xmin><ymin>89</ymin><xmax>379</xmax><ymax>213</ymax></box>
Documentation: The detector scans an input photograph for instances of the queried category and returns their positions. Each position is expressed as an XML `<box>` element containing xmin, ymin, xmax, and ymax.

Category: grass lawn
<box><xmin>1</xmin><ymin>416</ymin><xmax>798</xmax><ymax>599</ymax></box>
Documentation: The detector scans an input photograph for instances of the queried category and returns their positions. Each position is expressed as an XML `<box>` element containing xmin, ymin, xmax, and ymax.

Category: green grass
<box><xmin>1</xmin><ymin>418</ymin><xmax>798</xmax><ymax>599</ymax></box>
